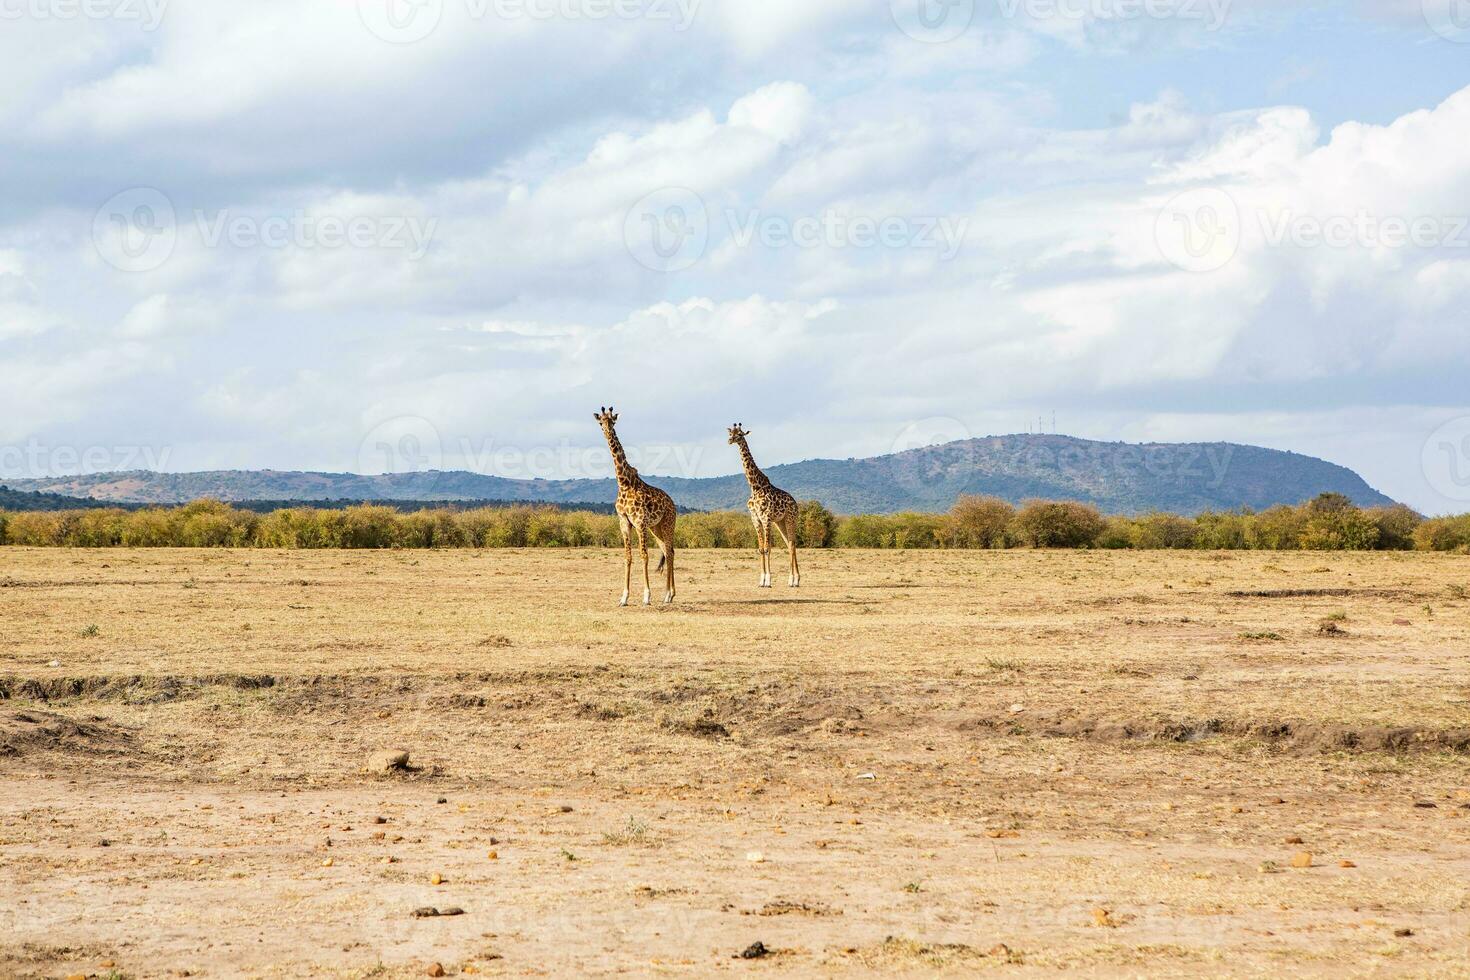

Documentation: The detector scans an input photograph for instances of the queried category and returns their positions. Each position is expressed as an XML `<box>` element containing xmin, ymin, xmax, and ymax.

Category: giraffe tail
<box><xmin>656</xmin><ymin>553</ymin><xmax>667</xmax><ymax>572</ymax></box>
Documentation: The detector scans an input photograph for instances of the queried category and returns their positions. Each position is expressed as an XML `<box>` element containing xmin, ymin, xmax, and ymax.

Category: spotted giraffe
<box><xmin>595</xmin><ymin>407</ymin><xmax>676</xmax><ymax>606</ymax></box>
<box><xmin>727</xmin><ymin>424</ymin><xmax>800</xmax><ymax>588</ymax></box>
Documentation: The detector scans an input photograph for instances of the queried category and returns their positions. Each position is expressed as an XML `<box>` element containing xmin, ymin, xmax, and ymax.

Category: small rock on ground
<box><xmin>737</xmin><ymin>941</ymin><xmax>769</xmax><ymax>959</ymax></box>
<box><xmin>368</xmin><ymin>749</ymin><xmax>410</xmax><ymax>772</ymax></box>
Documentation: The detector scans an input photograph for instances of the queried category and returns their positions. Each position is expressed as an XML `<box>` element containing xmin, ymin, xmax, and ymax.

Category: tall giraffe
<box><xmin>728</xmin><ymin>424</ymin><xmax>800</xmax><ymax>588</ymax></box>
<box><xmin>595</xmin><ymin>407</ymin><xmax>676</xmax><ymax>606</ymax></box>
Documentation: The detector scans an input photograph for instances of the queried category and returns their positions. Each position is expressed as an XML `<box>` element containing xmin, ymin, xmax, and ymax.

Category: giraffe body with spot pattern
<box><xmin>728</xmin><ymin>424</ymin><xmax>800</xmax><ymax>588</ymax></box>
<box><xmin>595</xmin><ymin>408</ymin><xmax>676</xmax><ymax>606</ymax></box>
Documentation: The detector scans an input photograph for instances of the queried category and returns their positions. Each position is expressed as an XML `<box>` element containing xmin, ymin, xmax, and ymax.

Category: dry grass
<box><xmin>2</xmin><ymin>548</ymin><xmax>1469</xmax><ymax>977</ymax></box>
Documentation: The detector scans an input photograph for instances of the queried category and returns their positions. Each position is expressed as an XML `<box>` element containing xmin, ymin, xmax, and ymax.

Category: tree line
<box><xmin>1</xmin><ymin>493</ymin><xmax>1467</xmax><ymax>552</ymax></box>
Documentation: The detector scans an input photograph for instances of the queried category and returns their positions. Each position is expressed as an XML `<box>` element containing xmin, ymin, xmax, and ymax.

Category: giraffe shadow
<box><xmin>704</xmin><ymin>598</ymin><xmax>870</xmax><ymax>607</ymax></box>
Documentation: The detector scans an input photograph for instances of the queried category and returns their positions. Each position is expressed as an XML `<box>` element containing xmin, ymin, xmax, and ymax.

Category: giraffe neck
<box><xmin>603</xmin><ymin>428</ymin><xmax>639</xmax><ymax>487</ymax></box>
<box><xmin>736</xmin><ymin>439</ymin><xmax>771</xmax><ymax>490</ymax></box>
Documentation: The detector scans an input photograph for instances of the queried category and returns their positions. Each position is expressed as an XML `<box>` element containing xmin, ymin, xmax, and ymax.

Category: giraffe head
<box><xmin>727</xmin><ymin>423</ymin><xmax>750</xmax><ymax>446</ymax></box>
<box><xmin>594</xmin><ymin>406</ymin><xmax>620</xmax><ymax>436</ymax></box>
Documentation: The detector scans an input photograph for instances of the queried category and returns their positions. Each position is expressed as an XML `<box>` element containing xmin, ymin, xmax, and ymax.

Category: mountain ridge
<box><xmin>4</xmin><ymin>434</ymin><xmax>1395</xmax><ymax>515</ymax></box>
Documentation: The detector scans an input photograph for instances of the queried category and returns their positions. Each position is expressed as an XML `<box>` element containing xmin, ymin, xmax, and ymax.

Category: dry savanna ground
<box><xmin>2</xmin><ymin>547</ymin><xmax>1469</xmax><ymax>978</ymax></box>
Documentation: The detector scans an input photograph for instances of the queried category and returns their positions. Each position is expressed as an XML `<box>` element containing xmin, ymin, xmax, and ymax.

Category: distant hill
<box><xmin>188</xmin><ymin>498</ymin><xmax>622</xmax><ymax>515</ymax></box>
<box><xmin>3</xmin><ymin>435</ymin><xmax>1395</xmax><ymax>515</ymax></box>
<box><xmin>0</xmin><ymin>485</ymin><xmax>149</xmax><ymax>512</ymax></box>
<box><xmin>0</xmin><ymin>488</ymin><xmax>618</xmax><ymax>515</ymax></box>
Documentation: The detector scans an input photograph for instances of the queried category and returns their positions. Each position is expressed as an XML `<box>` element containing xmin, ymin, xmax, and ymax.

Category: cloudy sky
<box><xmin>3</xmin><ymin>0</ymin><xmax>1470</xmax><ymax>512</ymax></box>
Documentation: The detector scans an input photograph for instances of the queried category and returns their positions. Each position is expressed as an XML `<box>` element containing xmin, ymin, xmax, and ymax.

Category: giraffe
<box><xmin>727</xmin><ymin>424</ymin><xmax>800</xmax><ymax>588</ymax></box>
<box><xmin>595</xmin><ymin>407</ymin><xmax>676</xmax><ymax>606</ymax></box>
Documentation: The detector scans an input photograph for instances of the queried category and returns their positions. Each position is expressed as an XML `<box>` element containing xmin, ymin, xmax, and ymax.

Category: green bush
<box><xmin>796</xmin><ymin>500</ymin><xmax>838</xmax><ymax>548</ymax></box>
<box><xmin>1298</xmin><ymin>494</ymin><xmax>1379</xmax><ymax>550</ymax></box>
<box><xmin>1193</xmin><ymin>510</ymin><xmax>1252</xmax><ymax>550</ymax></box>
<box><xmin>1414</xmin><ymin>514</ymin><xmax>1470</xmax><ymax>553</ymax></box>
<box><xmin>72</xmin><ymin>510</ymin><xmax>130</xmax><ymax>546</ymax></box>
<box><xmin>175</xmin><ymin>500</ymin><xmax>255</xmax><ymax>547</ymax></box>
<box><xmin>833</xmin><ymin>514</ymin><xmax>891</xmax><ymax>548</ymax></box>
<box><xmin>674</xmin><ymin>511</ymin><xmax>749</xmax><ymax>549</ymax></box>
<box><xmin>561</xmin><ymin>510</ymin><xmax>620</xmax><ymax>547</ymax></box>
<box><xmin>4</xmin><ymin>494</ymin><xmax>1466</xmax><ymax>553</ymax></box>
<box><xmin>117</xmin><ymin>509</ymin><xmax>174</xmax><ymax>547</ymax></box>
<box><xmin>1095</xmin><ymin>516</ymin><xmax>1137</xmax><ymax>550</ymax></box>
<box><xmin>1367</xmin><ymin>504</ymin><xmax>1422</xmax><ymax>551</ymax></box>
<box><xmin>337</xmin><ymin>505</ymin><xmax>400</xmax><ymax>548</ymax></box>
<box><xmin>948</xmin><ymin>495</ymin><xmax>1014</xmax><ymax>548</ymax></box>
<box><xmin>1010</xmin><ymin>500</ymin><xmax>1105</xmax><ymax>548</ymax></box>
<box><xmin>524</xmin><ymin>508</ymin><xmax>566</xmax><ymax>548</ymax></box>
<box><xmin>2</xmin><ymin>511</ymin><xmax>63</xmax><ymax>546</ymax></box>
<box><xmin>892</xmin><ymin>512</ymin><xmax>947</xmax><ymax>548</ymax></box>
<box><xmin>1133</xmin><ymin>512</ymin><xmax>1199</xmax><ymax>549</ymax></box>
<box><xmin>1250</xmin><ymin>505</ymin><xmax>1307</xmax><ymax>550</ymax></box>
<box><xmin>452</xmin><ymin>508</ymin><xmax>498</xmax><ymax>548</ymax></box>
<box><xmin>829</xmin><ymin>513</ymin><xmax>946</xmax><ymax>549</ymax></box>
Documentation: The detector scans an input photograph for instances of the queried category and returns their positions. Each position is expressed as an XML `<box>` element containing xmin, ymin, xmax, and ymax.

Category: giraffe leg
<box><xmin>638</xmin><ymin>524</ymin><xmax>652</xmax><ymax>605</ymax></box>
<box><xmin>760</xmin><ymin>522</ymin><xmax>773</xmax><ymax>588</ymax></box>
<box><xmin>755</xmin><ymin>521</ymin><xmax>766</xmax><ymax>588</ymax></box>
<box><xmin>748</xmin><ymin>512</ymin><xmax>763</xmax><ymax>587</ymax></box>
<box><xmin>775</xmin><ymin>517</ymin><xmax>799</xmax><ymax>587</ymax></box>
<box><xmin>618</xmin><ymin>514</ymin><xmax>632</xmax><ymax>606</ymax></box>
<box><xmin>655</xmin><ymin>525</ymin><xmax>675</xmax><ymax>604</ymax></box>
<box><xmin>789</xmin><ymin>516</ymin><xmax>801</xmax><ymax>587</ymax></box>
